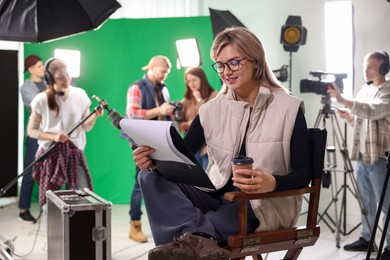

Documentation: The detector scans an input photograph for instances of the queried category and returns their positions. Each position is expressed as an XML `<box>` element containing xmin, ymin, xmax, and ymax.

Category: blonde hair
<box><xmin>210</xmin><ymin>27</ymin><xmax>286</xmax><ymax>93</ymax></box>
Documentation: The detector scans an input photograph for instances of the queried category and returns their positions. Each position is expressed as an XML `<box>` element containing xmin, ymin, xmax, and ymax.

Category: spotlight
<box><xmin>280</xmin><ymin>16</ymin><xmax>307</xmax><ymax>52</ymax></box>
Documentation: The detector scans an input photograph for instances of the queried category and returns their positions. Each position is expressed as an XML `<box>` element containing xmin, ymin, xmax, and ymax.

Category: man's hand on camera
<box><xmin>159</xmin><ymin>102</ymin><xmax>175</xmax><ymax>116</ymax></box>
<box><xmin>327</xmin><ymin>82</ymin><xmax>343</xmax><ymax>102</ymax></box>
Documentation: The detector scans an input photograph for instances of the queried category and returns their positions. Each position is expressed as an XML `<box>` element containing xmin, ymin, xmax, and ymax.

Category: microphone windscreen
<box><xmin>367</xmin><ymin>80</ymin><xmax>373</xmax><ymax>85</ymax></box>
<box><xmin>108</xmin><ymin>110</ymin><xmax>123</xmax><ymax>129</ymax></box>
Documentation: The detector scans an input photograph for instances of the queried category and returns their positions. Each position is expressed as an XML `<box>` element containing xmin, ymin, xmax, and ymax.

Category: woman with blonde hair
<box><xmin>133</xmin><ymin>27</ymin><xmax>311</xmax><ymax>260</ymax></box>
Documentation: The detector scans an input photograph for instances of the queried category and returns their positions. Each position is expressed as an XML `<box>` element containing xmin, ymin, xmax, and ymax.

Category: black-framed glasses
<box><xmin>211</xmin><ymin>58</ymin><xmax>246</xmax><ymax>73</ymax></box>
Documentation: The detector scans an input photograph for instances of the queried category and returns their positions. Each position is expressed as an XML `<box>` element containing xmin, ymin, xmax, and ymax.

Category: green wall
<box><xmin>24</xmin><ymin>17</ymin><xmax>220</xmax><ymax>203</ymax></box>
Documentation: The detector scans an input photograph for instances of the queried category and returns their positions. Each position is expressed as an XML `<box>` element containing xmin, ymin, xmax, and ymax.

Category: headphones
<box><xmin>44</xmin><ymin>58</ymin><xmax>56</xmax><ymax>85</ymax></box>
<box><xmin>377</xmin><ymin>50</ymin><xmax>390</xmax><ymax>76</ymax></box>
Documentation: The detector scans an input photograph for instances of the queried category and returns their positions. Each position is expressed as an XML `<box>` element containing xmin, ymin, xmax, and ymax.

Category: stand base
<box><xmin>0</xmin><ymin>197</ymin><xmax>17</xmax><ymax>209</ymax></box>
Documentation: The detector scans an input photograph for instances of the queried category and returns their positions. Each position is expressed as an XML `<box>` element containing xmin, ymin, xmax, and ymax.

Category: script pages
<box><xmin>119</xmin><ymin>119</ymin><xmax>215</xmax><ymax>190</ymax></box>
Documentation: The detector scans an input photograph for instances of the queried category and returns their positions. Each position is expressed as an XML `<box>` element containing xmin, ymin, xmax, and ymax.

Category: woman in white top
<box><xmin>27</xmin><ymin>58</ymin><xmax>104</xmax><ymax>206</ymax></box>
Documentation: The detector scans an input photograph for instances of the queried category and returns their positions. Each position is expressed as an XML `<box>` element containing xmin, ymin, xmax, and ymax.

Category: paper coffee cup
<box><xmin>231</xmin><ymin>155</ymin><xmax>254</xmax><ymax>178</ymax></box>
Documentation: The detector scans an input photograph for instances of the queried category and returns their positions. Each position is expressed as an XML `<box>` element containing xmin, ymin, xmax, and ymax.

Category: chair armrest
<box><xmin>224</xmin><ymin>185</ymin><xmax>316</xmax><ymax>202</ymax></box>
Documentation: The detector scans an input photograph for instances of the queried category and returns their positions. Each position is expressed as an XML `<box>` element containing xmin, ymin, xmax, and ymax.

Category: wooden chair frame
<box><xmin>224</xmin><ymin>128</ymin><xmax>327</xmax><ymax>260</ymax></box>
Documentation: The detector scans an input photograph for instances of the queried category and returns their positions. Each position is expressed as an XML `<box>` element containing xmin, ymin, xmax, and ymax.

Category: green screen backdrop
<box><xmin>24</xmin><ymin>17</ymin><xmax>220</xmax><ymax>204</ymax></box>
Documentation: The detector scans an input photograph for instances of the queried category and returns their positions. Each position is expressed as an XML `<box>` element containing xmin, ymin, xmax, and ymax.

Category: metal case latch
<box><xmin>92</xmin><ymin>227</ymin><xmax>106</xmax><ymax>242</ymax></box>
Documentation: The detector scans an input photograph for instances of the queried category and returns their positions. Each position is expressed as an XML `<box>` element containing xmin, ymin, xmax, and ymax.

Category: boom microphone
<box><xmin>92</xmin><ymin>95</ymin><xmax>110</xmax><ymax>110</ymax></box>
<box><xmin>108</xmin><ymin>110</ymin><xmax>123</xmax><ymax>130</ymax></box>
<box><xmin>92</xmin><ymin>95</ymin><xmax>123</xmax><ymax>129</ymax></box>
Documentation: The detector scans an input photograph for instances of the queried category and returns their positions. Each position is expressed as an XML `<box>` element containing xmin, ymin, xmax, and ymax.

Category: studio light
<box><xmin>280</xmin><ymin>15</ymin><xmax>307</xmax><ymax>91</ymax></box>
<box><xmin>54</xmin><ymin>49</ymin><xmax>81</xmax><ymax>78</ymax></box>
<box><xmin>175</xmin><ymin>38</ymin><xmax>201</xmax><ymax>69</ymax></box>
<box><xmin>280</xmin><ymin>16</ymin><xmax>307</xmax><ymax>52</ymax></box>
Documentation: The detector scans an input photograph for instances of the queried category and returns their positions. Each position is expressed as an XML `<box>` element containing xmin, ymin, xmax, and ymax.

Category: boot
<box><xmin>148</xmin><ymin>232</ymin><xmax>230</xmax><ymax>260</ymax></box>
<box><xmin>129</xmin><ymin>220</ymin><xmax>148</xmax><ymax>243</ymax></box>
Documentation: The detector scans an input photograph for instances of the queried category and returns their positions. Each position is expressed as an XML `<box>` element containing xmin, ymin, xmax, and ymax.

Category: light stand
<box><xmin>289</xmin><ymin>52</ymin><xmax>292</xmax><ymax>92</ymax></box>
<box><xmin>0</xmin><ymin>234</ymin><xmax>14</xmax><ymax>260</ymax></box>
<box><xmin>314</xmin><ymin>94</ymin><xmax>373</xmax><ymax>248</ymax></box>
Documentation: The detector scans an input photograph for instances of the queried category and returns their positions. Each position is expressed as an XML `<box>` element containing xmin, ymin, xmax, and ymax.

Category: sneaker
<box><xmin>17</xmin><ymin>210</ymin><xmax>36</xmax><ymax>224</ymax></box>
<box><xmin>382</xmin><ymin>248</ymin><xmax>390</xmax><ymax>260</ymax></box>
<box><xmin>344</xmin><ymin>237</ymin><xmax>375</xmax><ymax>252</ymax></box>
<box><xmin>148</xmin><ymin>232</ymin><xmax>230</xmax><ymax>260</ymax></box>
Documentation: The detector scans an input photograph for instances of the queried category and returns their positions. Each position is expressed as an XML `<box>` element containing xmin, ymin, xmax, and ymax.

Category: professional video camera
<box><xmin>300</xmin><ymin>71</ymin><xmax>347</xmax><ymax>95</ymax></box>
<box><xmin>169</xmin><ymin>101</ymin><xmax>184</xmax><ymax>122</ymax></box>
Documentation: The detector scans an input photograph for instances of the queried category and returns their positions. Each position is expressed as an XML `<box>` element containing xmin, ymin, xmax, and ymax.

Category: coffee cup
<box><xmin>231</xmin><ymin>155</ymin><xmax>254</xmax><ymax>178</ymax></box>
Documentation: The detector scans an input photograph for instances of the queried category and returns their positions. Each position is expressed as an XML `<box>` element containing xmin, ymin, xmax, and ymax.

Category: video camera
<box><xmin>300</xmin><ymin>71</ymin><xmax>347</xmax><ymax>95</ymax></box>
<box><xmin>169</xmin><ymin>101</ymin><xmax>184</xmax><ymax>122</ymax></box>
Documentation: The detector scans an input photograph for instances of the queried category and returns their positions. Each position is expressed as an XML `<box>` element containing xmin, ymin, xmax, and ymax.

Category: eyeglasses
<box><xmin>211</xmin><ymin>58</ymin><xmax>246</xmax><ymax>73</ymax></box>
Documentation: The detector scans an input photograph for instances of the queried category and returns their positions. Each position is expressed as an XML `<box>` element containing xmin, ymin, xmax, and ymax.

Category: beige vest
<box><xmin>199</xmin><ymin>86</ymin><xmax>304</xmax><ymax>231</ymax></box>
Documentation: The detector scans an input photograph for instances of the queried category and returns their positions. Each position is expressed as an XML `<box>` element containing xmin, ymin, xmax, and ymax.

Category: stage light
<box><xmin>175</xmin><ymin>38</ymin><xmax>201</xmax><ymax>69</ymax></box>
<box><xmin>280</xmin><ymin>16</ymin><xmax>307</xmax><ymax>52</ymax></box>
<box><xmin>54</xmin><ymin>49</ymin><xmax>81</xmax><ymax>78</ymax></box>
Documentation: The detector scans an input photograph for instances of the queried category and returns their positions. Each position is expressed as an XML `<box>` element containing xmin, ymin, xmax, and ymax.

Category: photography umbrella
<box><xmin>209</xmin><ymin>8</ymin><xmax>246</xmax><ymax>38</ymax></box>
<box><xmin>0</xmin><ymin>0</ymin><xmax>121</xmax><ymax>43</ymax></box>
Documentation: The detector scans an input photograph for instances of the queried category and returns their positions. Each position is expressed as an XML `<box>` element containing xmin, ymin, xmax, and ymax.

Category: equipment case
<box><xmin>46</xmin><ymin>188</ymin><xmax>112</xmax><ymax>260</ymax></box>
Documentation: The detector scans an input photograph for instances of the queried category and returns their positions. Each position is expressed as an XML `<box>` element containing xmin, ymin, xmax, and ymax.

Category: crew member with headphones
<box><xmin>27</xmin><ymin>58</ymin><xmax>104</xmax><ymax>210</ymax></box>
<box><xmin>328</xmin><ymin>50</ymin><xmax>390</xmax><ymax>259</ymax></box>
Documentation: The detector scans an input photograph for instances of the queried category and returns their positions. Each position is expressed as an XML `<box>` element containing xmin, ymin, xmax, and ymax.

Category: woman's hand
<box><xmin>53</xmin><ymin>132</ymin><xmax>68</xmax><ymax>143</ymax></box>
<box><xmin>132</xmin><ymin>146</ymin><xmax>156</xmax><ymax>170</ymax></box>
<box><xmin>192</xmin><ymin>90</ymin><xmax>202</xmax><ymax>102</ymax></box>
<box><xmin>95</xmin><ymin>106</ymin><xmax>104</xmax><ymax>117</ymax></box>
<box><xmin>232</xmin><ymin>169</ymin><xmax>276</xmax><ymax>194</ymax></box>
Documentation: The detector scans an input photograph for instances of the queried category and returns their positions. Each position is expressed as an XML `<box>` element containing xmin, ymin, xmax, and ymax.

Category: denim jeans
<box><xmin>138</xmin><ymin>169</ymin><xmax>259</xmax><ymax>246</ymax></box>
<box><xmin>19</xmin><ymin>136</ymin><xmax>38</xmax><ymax>210</ymax></box>
<box><xmin>129</xmin><ymin>165</ymin><xmax>143</xmax><ymax>220</ymax></box>
<box><xmin>356</xmin><ymin>156</ymin><xmax>390</xmax><ymax>249</ymax></box>
<box><xmin>195</xmin><ymin>151</ymin><xmax>209</xmax><ymax>170</ymax></box>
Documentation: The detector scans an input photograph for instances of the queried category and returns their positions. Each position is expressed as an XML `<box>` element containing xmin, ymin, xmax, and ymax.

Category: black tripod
<box><xmin>314</xmin><ymin>95</ymin><xmax>371</xmax><ymax>248</ymax></box>
<box><xmin>366</xmin><ymin>151</ymin><xmax>390</xmax><ymax>260</ymax></box>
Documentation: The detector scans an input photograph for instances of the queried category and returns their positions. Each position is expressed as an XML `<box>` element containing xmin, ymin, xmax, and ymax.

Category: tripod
<box><xmin>366</xmin><ymin>151</ymin><xmax>390</xmax><ymax>260</ymax></box>
<box><xmin>314</xmin><ymin>95</ymin><xmax>371</xmax><ymax>248</ymax></box>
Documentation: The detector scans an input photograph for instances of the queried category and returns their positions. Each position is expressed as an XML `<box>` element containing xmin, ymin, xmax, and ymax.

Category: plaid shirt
<box><xmin>127</xmin><ymin>84</ymin><xmax>147</xmax><ymax>119</ymax></box>
<box><xmin>32</xmin><ymin>140</ymin><xmax>93</xmax><ymax>205</ymax></box>
<box><xmin>350</xmin><ymin>80</ymin><xmax>390</xmax><ymax>164</ymax></box>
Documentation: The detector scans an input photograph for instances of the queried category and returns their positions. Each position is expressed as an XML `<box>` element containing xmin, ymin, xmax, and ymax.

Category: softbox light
<box><xmin>209</xmin><ymin>8</ymin><xmax>246</xmax><ymax>38</ymax></box>
<box><xmin>176</xmin><ymin>38</ymin><xmax>201</xmax><ymax>68</ymax></box>
<box><xmin>280</xmin><ymin>15</ymin><xmax>307</xmax><ymax>52</ymax></box>
<box><xmin>0</xmin><ymin>0</ymin><xmax>121</xmax><ymax>43</ymax></box>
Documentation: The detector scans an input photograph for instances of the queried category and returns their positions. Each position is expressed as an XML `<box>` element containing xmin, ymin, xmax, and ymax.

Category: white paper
<box><xmin>119</xmin><ymin>119</ymin><xmax>195</xmax><ymax>165</ymax></box>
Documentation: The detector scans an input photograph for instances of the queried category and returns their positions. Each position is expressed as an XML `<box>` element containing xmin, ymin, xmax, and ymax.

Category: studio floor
<box><xmin>0</xmin><ymin>197</ymin><xmax>384</xmax><ymax>260</ymax></box>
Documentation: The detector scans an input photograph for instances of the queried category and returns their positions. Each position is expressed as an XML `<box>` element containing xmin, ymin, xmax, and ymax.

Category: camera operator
<box><xmin>120</xmin><ymin>55</ymin><xmax>175</xmax><ymax>243</ymax></box>
<box><xmin>328</xmin><ymin>50</ymin><xmax>390</xmax><ymax>258</ymax></box>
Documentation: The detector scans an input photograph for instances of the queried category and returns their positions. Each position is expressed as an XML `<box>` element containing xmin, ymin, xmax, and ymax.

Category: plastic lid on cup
<box><xmin>231</xmin><ymin>155</ymin><xmax>254</xmax><ymax>165</ymax></box>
